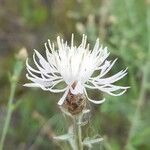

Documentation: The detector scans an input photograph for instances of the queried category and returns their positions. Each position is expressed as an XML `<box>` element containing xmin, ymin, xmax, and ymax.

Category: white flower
<box><xmin>24</xmin><ymin>34</ymin><xmax>129</xmax><ymax>105</ymax></box>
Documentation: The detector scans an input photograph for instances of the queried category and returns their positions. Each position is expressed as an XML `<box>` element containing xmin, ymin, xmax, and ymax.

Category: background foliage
<box><xmin>0</xmin><ymin>0</ymin><xmax>150</xmax><ymax>150</ymax></box>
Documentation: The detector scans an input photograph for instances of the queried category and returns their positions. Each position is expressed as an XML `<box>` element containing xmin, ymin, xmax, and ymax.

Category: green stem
<box><xmin>0</xmin><ymin>60</ymin><xmax>24</xmax><ymax>150</ymax></box>
<box><xmin>0</xmin><ymin>82</ymin><xmax>17</xmax><ymax>150</ymax></box>
<box><xmin>73</xmin><ymin>116</ymin><xmax>83</xmax><ymax>150</ymax></box>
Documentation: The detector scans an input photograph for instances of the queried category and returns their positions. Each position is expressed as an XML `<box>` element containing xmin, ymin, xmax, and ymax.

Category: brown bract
<box><xmin>63</xmin><ymin>92</ymin><xmax>86</xmax><ymax>115</ymax></box>
<box><xmin>63</xmin><ymin>82</ymin><xmax>86</xmax><ymax>115</ymax></box>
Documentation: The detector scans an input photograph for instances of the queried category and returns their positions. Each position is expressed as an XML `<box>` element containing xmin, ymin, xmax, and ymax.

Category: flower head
<box><xmin>24</xmin><ymin>34</ymin><xmax>129</xmax><ymax>105</ymax></box>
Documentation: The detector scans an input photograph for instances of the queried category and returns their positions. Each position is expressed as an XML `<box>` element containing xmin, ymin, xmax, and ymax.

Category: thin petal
<box><xmin>23</xmin><ymin>83</ymin><xmax>41</xmax><ymax>87</ymax></box>
<box><xmin>58</xmin><ymin>88</ymin><xmax>69</xmax><ymax>105</ymax></box>
<box><xmin>70</xmin><ymin>82</ymin><xmax>84</xmax><ymax>95</ymax></box>
<box><xmin>84</xmin><ymin>88</ymin><xmax>105</xmax><ymax>104</ymax></box>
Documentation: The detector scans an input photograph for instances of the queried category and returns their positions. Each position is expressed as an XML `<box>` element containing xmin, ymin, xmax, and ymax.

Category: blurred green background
<box><xmin>0</xmin><ymin>0</ymin><xmax>150</xmax><ymax>150</ymax></box>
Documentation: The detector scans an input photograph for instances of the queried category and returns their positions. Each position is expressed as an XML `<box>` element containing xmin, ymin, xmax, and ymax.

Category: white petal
<box><xmin>26</xmin><ymin>58</ymin><xmax>41</xmax><ymax>74</ymax></box>
<box><xmin>71</xmin><ymin>33</ymin><xmax>74</xmax><ymax>48</ymax></box>
<box><xmin>91</xmin><ymin>82</ymin><xmax>128</xmax><ymax>96</ymax></box>
<box><xmin>23</xmin><ymin>83</ymin><xmax>41</xmax><ymax>87</ymax></box>
<box><xmin>70</xmin><ymin>82</ymin><xmax>84</xmax><ymax>95</ymax></box>
<box><xmin>100</xmin><ymin>59</ymin><xmax>118</xmax><ymax>77</ymax></box>
<box><xmin>84</xmin><ymin>88</ymin><xmax>105</xmax><ymax>104</ymax></box>
<box><xmin>104</xmin><ymin>89</ymin><xmax>127</xmax><ymax>96</ymax></box>
<box><xmin>92</xmin><ymin>39</ymin><xmax>100</xmax><ymax>54</ymax></box>
<box><xmin>48</xmin><ymin>87</ymin><xmax>67</xmax><ymax>93</ymax></box>
<box><xmin>93</xmin><ymin>68</ymin><xmax>128</xmax><ymax>85</ymax></box>
<box><xmin>25</xmin><ymin>35</ymin><xmax>129</xmax><ymax>102</ymax></box>
<box><xmin>58</xmin><ymin>88</ymin><xmax>69</xmax><ymax>105</ymax></box>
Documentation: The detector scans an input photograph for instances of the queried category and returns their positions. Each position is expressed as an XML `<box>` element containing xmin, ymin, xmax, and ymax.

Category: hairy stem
<box><xmin>73</xmin><ymin>116</ymin><xmax>83</xmax><ymax>150</ymax></box>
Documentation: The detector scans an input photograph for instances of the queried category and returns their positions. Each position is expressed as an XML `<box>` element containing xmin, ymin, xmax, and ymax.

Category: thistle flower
<box><xmin>24</xmin><ymin>34</ymin><xmax>129</xmax><ymax>106</ymax></box>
